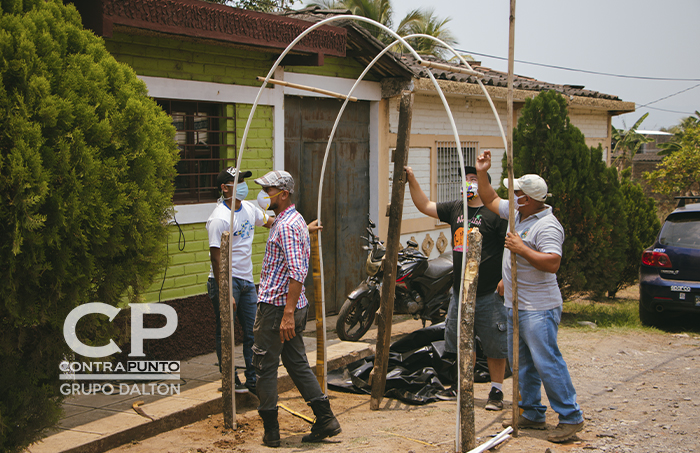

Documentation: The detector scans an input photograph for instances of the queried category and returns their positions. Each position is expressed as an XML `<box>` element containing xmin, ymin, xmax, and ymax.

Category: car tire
<box><xmin>639</xmin><ymin>302</ymin><xmax>662</xmax><ymax>328</ymax></box>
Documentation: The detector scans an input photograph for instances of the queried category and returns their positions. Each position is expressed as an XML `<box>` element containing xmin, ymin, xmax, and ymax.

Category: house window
<box><xmin>156</xmin><ymin>99</ymin><xmax>236</xmax><ymax>204</ymax></box>
<box><xmin>436</xmin><ymin>141</ymin><xmax>479</xmax><ymax>203</ymax></box>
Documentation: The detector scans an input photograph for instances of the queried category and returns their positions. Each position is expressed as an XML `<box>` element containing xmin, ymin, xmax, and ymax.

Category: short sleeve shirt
<box><xmin>498</xmin><ymin>199</ymin><xmax>564</xmax><ymax>310</ymax></box>
<box><xmin>206</xmin><ymin>200</ymin><xmax>266</xmax><ymax>282</ymax></box>
<box><xmin>436</xmin><ymin>200</ymin><xmax>508</xmax><ymax>297</ymax></box>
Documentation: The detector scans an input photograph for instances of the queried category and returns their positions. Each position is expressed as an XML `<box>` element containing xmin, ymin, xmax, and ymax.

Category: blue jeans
<box><xmin>207</xmin><ymin>277</ymin><xmax>257</xmax><ymax>386</ymax></box>
<box><xmin>507</xmin><ymin>306</ymin><xmax>583</xmax><ymax>424</ymax></box>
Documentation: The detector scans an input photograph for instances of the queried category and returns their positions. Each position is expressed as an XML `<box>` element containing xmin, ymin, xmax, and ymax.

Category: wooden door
<box><xmin>285</xmin><ymin>96</ymin><xmax>370</xmax><ymax>316</ymax></box>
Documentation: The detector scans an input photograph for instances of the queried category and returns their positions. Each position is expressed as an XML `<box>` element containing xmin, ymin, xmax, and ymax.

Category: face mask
<box><xmin>235</xmin><ymin>182</ymin><xmax>249</xmax><ymax>201</ymax></box>
<box><xmin>257</xmin><ymin>189</ymin><xmax>282</xmax><ymax>210</ymax></box>
<box><xmin>462</xmin><ymin>182</ymin><xmax>478</xmax><ymax>201</ymax></box>
<box><xmin>514</xmin><ymin>194</ymin><xmax>528</xmax><ymax>209</ymax></box>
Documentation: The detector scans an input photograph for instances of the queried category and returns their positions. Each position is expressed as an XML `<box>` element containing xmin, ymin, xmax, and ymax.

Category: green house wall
<box><xmin>103</xmin><ymin>32</ymin><xmax>276</xmax><ymax>302</ymax></box>
<box><xmin>103</xmin><ymin>31</ymin><xmax>371</xmax><ymax>302</ymax></box>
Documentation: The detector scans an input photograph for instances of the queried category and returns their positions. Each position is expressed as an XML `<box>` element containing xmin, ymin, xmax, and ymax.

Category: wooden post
<box><xmin>459</xmin><ymin>228</ymin><xmax>482</xmax><ymax>452</ymax></box>
<box><xmin>506</xmin><ymin>0</ymin><xmax>520</xmax><ymax>437</ymax></box>
<box><xmin>219</xmin><ymin>231</ymin><xmax>236</xmax><ymax>429</ymax></box>
<box><xmin>369</xmin><ymin>91</ymin><xmax>414</xmax><ymax>410</ymax></box>
<box><xmin>310</xmin><ymin>230</ymin><xmax>327</xmax><ymax>392</ymax></box>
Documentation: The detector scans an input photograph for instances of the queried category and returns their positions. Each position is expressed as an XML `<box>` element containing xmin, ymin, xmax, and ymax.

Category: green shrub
<box><xmin>0</xmin><ymin>1</ymin><xmax>178</xmax><ymax>451</ymax></box>
<box><xmin>609</xmin><ymin>170</ymin><xmax>660</xmax><ymax>297</ymax></box>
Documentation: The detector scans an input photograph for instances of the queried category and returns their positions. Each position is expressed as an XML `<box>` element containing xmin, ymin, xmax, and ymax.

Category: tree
<box><xmin>204</xmin><ymin>0</ymin><xmax>300</xmax><ymax>12</ymax></box>
<box><xmin>644</xmin><ymin>113</ymin><xmax>700</xmax><ymax>197</ymax></box>
<box><xmin>610</xmin><ymin>170</ymin><xmax>660</xmax><ymax>297</ymax></box>
<box><xmin>611</xmin><ymin>113</ymin><xmax>652</xmax><ymax>173</ymax></box>
<box><xmin>0</xmin><ymin>1</ymin><xmax>179</xmax><ymax>451</ymax></box>
<box><xmin>395</xmin><ymin>8</ymin><xmax>457</xmax><ymax>59</ymax></box>
<box><xmin>306</xmin><ymin>0</ymin><xmax>457</xmax><ymax>56</ymax></box>
<box><xmin>502</xmin><ymin>90</ymin><xmax>628</xmax><ymax>297</ymax></box>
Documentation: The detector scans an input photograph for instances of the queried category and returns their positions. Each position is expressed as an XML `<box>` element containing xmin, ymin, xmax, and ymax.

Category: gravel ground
<box><xmin>108</xmin><ymin>304</ymin><xmax>700</xmax><ymax>452</ymax></box>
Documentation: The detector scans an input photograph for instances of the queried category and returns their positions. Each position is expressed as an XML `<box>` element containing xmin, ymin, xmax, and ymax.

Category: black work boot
<box><xmin>301</xmin><ymin>397</ymin><xmax>342</xmax><ymax>442</ymax></box>
<box><xmin>258</xmin><ymin>409</ymin><xmax>280</xmax><ymax>447</ymax></box>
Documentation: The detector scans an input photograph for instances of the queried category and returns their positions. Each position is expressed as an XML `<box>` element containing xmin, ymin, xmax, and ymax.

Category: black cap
<box><xmin>464</xmin><ymin>166</ymin><xmax>491</xmax><ymax>183</ymax></box>
<box><xmin>216</xmin><ymin>167</ymin><xmax>252</xmax><ymax>189</ymax></box>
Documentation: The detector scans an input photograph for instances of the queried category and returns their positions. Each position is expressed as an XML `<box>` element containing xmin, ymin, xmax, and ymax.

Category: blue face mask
<box><xmin>235</xmin><ymin>182</ymin><xmax>249</xmax><ymax>201</ymax></box>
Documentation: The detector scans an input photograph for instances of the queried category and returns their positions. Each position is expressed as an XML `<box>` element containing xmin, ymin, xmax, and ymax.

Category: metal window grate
<box><xmin>436</xmin><ymin>141</ymin><xmax>479</xmax><ymax>203</ymax></box>
<box><xmin>157</xmin><ymin>99</ymin><xmax>236</xmax><ymax>204</ymax></box>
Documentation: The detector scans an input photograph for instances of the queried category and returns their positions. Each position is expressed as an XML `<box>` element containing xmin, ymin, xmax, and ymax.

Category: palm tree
<box><xmin>305</xmin><ymin>1</ymin><xmax>457</xmax><ymax>56</ymax></box>
<box><xmin>307</xmin><ymin>0</ymin><xmax>393</xmax><ymax>43</ymax></box>
<box><xmin>395</xmin><ymin>8</ymin><xmax>457</xmax><ymax>59</ymax></box>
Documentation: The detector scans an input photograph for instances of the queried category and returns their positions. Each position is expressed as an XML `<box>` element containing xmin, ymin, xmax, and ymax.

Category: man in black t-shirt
<box><xmin>405</xmin><ymin>165</ymin><xmax>508</xmax><ymax>410</ymax></box>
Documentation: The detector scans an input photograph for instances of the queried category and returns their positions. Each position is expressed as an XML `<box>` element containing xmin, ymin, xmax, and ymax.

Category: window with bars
<box><xmin>156</xmin><ymin>99</ymin><xmax>236</xmax><ymax>204</ymax></box>
<box><xmin>436</xmin><ymin>140</ymin><xmax>479</xmax><ymax>203</ymax></box>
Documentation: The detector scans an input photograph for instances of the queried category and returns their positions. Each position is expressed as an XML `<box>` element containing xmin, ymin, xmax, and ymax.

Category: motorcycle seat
<box><xmin>424</xmin><ymin>253</ymin><xmax>453</xmax><ymax>279</ymax></box>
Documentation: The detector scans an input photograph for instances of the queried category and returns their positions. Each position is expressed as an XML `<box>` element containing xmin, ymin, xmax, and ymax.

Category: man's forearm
<box><xmin>286</xmin><ymin>279</ymin><xmax>304</xmax><ymax>313</ymax></box>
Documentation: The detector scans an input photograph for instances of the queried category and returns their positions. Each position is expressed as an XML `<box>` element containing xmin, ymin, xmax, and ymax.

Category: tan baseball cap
<box><xmin>503</xmin><ymin>174</ymin><xmax>549</xmax><ymax>202</ymax></box>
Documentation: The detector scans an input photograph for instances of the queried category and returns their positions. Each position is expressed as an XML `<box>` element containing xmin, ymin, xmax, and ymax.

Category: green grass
<box><xmin>561</xmin><ymin>298</ymin><xmax>700</xmax><ymax>335</ymax></box>
<box><xmin>561</xmin><ymin>298</ymin><xmax>646</xmax><ymax>329</ymax></box>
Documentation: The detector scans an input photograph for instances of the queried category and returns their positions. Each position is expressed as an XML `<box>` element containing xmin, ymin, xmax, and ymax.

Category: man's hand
<box><xmin>307</xmin><ymin>219</ymin><xmax>323</xmax><ymax>233</ymax></box>
<box><xmin>280</xmin><ymin>311</ymin><xmax>296</xmax><ymax>342</ymax></box>
<box><xmin>404</xmin><ymin>166</ymin><xmax>416</xmax><ymax>183</ymax></box>
<box><xmin>231</xmin><ymin>296</ymin><xmax>236</xmax><ymax>313</ymax></box>
<box><xmin>496</xmin><ymin>280</ymin><xmax>504</xmax><ymax>297</ymax></box>
<box><xmin>504</xmin><ymin>231</ymin><xmax>528</xmax><ymax>255</ymax></box>
<box><xmin>476</xmin><ymin>150</ymin><xmax>492</xmax><ymax>172</ymax></box>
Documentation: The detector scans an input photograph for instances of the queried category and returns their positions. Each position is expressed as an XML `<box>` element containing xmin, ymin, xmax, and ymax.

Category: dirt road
<box><xmin>107</xmin><ymin>324</ymin><xmax>700</xmax><ymax>453</ymax></box>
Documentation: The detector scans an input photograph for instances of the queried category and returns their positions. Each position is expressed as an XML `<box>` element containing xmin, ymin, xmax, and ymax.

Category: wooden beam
<box><xmin>369</xmin><ymin>91</ymin><xmax>414</xmax><ymax>410</ymax></box>
<box><xmin>219</xmin><ymin>231</ymin><xmax>236</xmax><ymax>429</ymax></box>
<box><xmin>417</xmin><ymin>60</ymin><xmax>484</xmax><ymax>77</ymax></box>
<box><xmin>459</xmin><ymin>228</ymin><xmax>482</xmax><ymax>451</ymax></box>
<box><xmin>506</xmin><ymin>0</ymin><xmax>520</xmax><ymax>437</ymax></box>
<box><xmin>256</xmin><ymin>76</ymin><xmax>358</xmax><ymax>102</ymax></box>
<box><xmin>310</xmin><ymin>231</ymin><xmax>327</xmax><ymax>392</ymax></box>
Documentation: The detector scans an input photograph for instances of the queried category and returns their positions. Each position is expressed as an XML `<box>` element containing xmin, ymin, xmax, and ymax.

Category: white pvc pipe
<box><xmin>231</xmin><ymin>17</ymin><xmax>509</xmax><ymax>449</ymax></box>
<box><xmin>467</xmin><ymin>427</ymin><xmax>513</xmax><ymax>453</ymax></box>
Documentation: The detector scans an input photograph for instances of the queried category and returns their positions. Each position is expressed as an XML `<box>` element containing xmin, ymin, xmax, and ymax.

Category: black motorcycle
<box><xmin>336</xmin><ymin>216</ymin><xmax>453</xmax><ymax>342</ymax></box>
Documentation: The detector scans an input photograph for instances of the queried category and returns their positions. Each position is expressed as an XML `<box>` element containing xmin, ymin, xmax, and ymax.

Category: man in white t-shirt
<box><xmin>207</xmin><ymin>167</ymin><xmax>271</xmax><ymax>394</ymax></box>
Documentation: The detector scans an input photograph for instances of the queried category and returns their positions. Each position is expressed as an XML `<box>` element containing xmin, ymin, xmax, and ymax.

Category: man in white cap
<box><xmin>475</xmin><ymin>150</ymin><xmax>584</xmax><ymax>443</ymax></box>
<box><xmin>252</xmin><ymin>170</ymin><xmax>341</xmax><ymax>447</ymax></box>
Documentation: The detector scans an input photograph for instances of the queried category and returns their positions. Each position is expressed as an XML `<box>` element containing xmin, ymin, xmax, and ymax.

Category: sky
<box><xmin>391</xmin><ymin>0</ymin><xmax>700</xmax><ymax>131</ymax></box>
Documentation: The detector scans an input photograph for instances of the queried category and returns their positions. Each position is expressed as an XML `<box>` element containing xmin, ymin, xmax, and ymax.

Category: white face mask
<box><xmin>257</xmin><ymin>190</ymin><xmax>271</xmax><ymax>210</ymax></box>
<box><xmin>514</xmin><ymin>194</ymin><xmax>528</xmax><ymax>209</ymax></box>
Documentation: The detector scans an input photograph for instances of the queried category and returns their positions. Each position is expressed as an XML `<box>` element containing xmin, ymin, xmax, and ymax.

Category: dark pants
<box><xmin>207</xmin><ymin>277</ymin><xmax>257</xmax><ymax>385</ymax></box>
<box><xmin>252</xmin><ymin>303</ymin><xmax>325</xmax><ymax>411</ymax></box>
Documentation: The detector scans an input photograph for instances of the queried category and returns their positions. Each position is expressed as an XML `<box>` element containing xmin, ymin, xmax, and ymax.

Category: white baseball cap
<box><xmin>503</xmin><ymin>174</ymin><xmax>549</xmax><ymax>202</ymax></box>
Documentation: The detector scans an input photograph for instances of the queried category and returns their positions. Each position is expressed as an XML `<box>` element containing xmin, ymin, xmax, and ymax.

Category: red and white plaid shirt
<box><xmin>258</xmin><ymin>204</ymin><xmax>310</xmax><ymax>308</ymax></box>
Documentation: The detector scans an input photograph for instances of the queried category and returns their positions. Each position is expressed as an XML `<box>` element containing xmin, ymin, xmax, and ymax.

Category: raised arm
<box><xmin>475</xmin><ymin>150</ymin><xmax>501</xmax><ymax>215</ymax></box>
<box><xmin>404</xmin><ymin>166</ymin><xmax>438</xmax><ymax>219</ymax></box>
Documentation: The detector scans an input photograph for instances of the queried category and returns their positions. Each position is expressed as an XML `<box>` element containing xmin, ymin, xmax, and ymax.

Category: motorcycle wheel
<box><xmin>336</xmin><ymin>294</ymin><xmax>378</xmax><ymax>342</ymax></box>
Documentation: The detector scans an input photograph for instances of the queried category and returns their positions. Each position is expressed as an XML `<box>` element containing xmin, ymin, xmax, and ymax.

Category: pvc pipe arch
<box><xmin>228</xmin><ymin>18</ymin><xmax>509</xmax><ymax>447</ymax></box>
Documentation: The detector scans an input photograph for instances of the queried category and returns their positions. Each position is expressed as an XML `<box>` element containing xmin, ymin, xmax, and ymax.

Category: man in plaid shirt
<box><xmin>252</xmin><ymin>170</ymin><xmax>341</xmax><ymax>447</ymax></box>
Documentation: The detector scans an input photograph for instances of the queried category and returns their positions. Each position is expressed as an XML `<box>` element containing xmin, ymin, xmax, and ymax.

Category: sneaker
<box><xmin>436</xmin><ymin>387</ymin><xmax>457</xmax><ymax>401</ymax></box>
<box><xmin>502</xmin><ymin>415</ymin><xmax>546</xmax><ymax>430</ymax></box>
<box><xmin>235</xmin><ymin>374</ymin><xmax>249</xmax><ymax>394</ymax></box>
<box><xmin>485</xmin><ymin>388</ymin><xmax>504</xmax><ymax>411</ymax></box>
<box><xmin>547</xmin><ymin>421</ymin><xmax>584</xmax><ymax>443</ymax></box>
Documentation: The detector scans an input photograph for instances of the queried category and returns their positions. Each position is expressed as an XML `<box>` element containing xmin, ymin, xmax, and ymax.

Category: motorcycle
<box><xmin>336</xmin><ymin>216</ymin><xmax>453</xmax><ymax>342</ymax></box>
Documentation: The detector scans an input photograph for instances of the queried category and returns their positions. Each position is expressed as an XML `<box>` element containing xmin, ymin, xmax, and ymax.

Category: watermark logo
<box><xmin>60</xmin><ymin>303</ymin><xmax>181</xmax><ymax>396</ymax></box>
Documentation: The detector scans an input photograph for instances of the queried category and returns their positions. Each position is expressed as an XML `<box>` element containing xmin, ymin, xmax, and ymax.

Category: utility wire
<box><xmin>636</xmin><ymin>82</ymin><xmax>700</xmax><ymax>109</ymax></box>
<box><xmin>456</xmin><ymin>48</ymin><xmax>700</xmax><ymax>82</ymax></box>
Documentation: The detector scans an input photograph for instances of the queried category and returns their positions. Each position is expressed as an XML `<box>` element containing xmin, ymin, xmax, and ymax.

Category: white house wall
<box><xmin>389</xmin><ymin>95</ymin><xmax>509</xmax><ymax>137</ymax></box>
